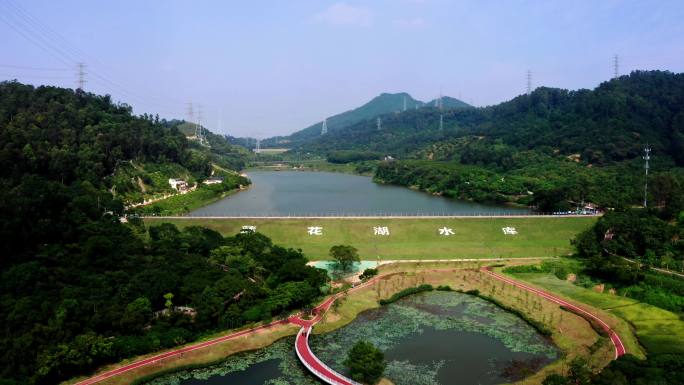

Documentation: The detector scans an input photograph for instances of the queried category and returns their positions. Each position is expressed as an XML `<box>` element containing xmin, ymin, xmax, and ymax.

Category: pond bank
<box><xmin>69</xmin><ymin>261</ymin><xmax>630</xmax><ymax>385</ymax></box>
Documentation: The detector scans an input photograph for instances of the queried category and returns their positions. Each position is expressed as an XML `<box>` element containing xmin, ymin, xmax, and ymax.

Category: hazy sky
<box><xmin>1</xmin><ymin>1</ymin><xmax>683</xmax><ymax>137</ymax></box>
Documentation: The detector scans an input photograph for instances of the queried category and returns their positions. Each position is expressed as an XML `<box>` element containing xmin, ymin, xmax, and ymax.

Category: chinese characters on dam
<box><xmin>240</xmin><ymin>225</ymin><xmax>520</xmax><ymax>236</ymax></box>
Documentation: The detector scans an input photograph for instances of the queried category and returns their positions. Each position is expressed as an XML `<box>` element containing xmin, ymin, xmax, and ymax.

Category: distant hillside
<box><xmin>300</xmin><ymin>71</ymin><xmax>684</xmax><ymax>211</ymax></box>
<box><xmin>174</xmin><ymin>121</ymin><xmax>251</xmax><ymax>171</ymax></box>
<box><xmin>426</xmin><ymin>95</ymin><xmax>470</xmax><ymax>109</ymax></box>
<box><xmin>303</xmin><ymin>71</ymin><xmax>684</xmax><ymax>165</ymax></box>
<box><xmin>263</xmin><ymin>92</ymin><xmax>470</xmax><ymax>147</ymax></box>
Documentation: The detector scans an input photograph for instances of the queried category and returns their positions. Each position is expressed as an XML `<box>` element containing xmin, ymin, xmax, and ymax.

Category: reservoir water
<box><xmin>145</xmin><ymin>291</ymin><xmax>557</xmax><ymax>385</ymax></box>
<box><xmin>189</xmin><ymin>171</ymin><xmax>530</xmax><ymax>216</ymax></box>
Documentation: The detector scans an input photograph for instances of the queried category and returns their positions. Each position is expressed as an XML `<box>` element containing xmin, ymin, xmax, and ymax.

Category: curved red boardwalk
<box><xmin>75</xmin><ymin>267</ymin><xmax>626</xmax><ymax>385</ymax></box>
<box><xmin>288</xmin><ymin>279</ymin><xmax>378</xmax><ymax>385</ymax></box>
<box><xmin>481</xmin><ymin>267</ymin><xmax>626</xmax><ymax>358</ymax></box>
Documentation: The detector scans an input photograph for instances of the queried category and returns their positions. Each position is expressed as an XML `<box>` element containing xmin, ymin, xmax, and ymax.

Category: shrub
<box><xmin>378</xmin><ymin>284</ymin><xmax>434</xmax><ymax>305</ymax></box>
<box><xmin>359</xmin><ymin>268</ymin><xmax>378</xmax><ymax>280</ymax></box>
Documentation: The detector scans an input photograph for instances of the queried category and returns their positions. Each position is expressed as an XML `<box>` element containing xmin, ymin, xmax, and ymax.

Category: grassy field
<box><xmin>508</xmin><ymin>270</ymin><xmax>684</xmax><ymax>355</ymax></box>
<box><xmin>144</xmin><ymin>216</ymin><xmax>596</xmax><ymax>260</ymax></box>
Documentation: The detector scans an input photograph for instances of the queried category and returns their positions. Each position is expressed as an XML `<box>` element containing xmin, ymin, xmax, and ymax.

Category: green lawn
<box><xmin>508</xmin><ymin>272</ymin><xmax>684</xmax><ymax>356</ymax></box>
<box><xmin>144</xmin><ymin>216</ymin><xmax>596</xmax><ymax>260</ymax></box>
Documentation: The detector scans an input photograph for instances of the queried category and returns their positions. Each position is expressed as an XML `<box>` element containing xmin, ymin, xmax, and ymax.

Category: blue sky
<box><xmin>1</xmin><ymin>0</ymin><xmax>683</xmax><ymax>137</ymax></box>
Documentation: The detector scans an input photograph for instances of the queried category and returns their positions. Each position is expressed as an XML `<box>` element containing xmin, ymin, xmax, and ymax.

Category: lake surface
<box><xmin>190</xmin><ymin>171</ymin><xmax>530</xmax><ymax>216</ymax></box>
<box><xmin>145</xmin><ymin>291</ymin><xmax>557</xmax><ymax>385</ymax></box>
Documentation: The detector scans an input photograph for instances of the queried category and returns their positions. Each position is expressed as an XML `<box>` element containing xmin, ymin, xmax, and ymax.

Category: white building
<box><xmin>168</xmin><ymin>178</ymin><xmax>188</xmax><ymax>191</ymax></box>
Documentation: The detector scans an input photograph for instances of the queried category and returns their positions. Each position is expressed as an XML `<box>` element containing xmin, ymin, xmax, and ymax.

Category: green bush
<box><xmin>359</xmin><ymin>268</ymin><xmax>378</xmax><ymax>280</ymax></box>
<box><xmin>378</xmin><ymin>284</ymin><xmax>434</xmax><ymax>305</ymax></box>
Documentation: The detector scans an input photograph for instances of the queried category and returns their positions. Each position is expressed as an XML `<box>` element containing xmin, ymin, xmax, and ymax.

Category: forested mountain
<box><xmin>302</xmin><ymin>71</ymin><xmax>684</xmax><ymax>163</ymax></box>
<box><xmin>262</xmin><ymin>92</ymin><xmax>470</xmax><ymax>147</ymax></box>
<box><xmin>0</xmin><ymin>81</ymin><xmax>325</xmax><ymax>384</ymax></box>
<box><xmin>300</xmin><ymin>71</ymin><xmax>684</xmax><ymax>210</ymax></box>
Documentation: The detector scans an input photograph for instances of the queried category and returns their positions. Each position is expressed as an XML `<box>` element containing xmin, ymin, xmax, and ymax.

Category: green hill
<box><xmin>264</xmin><ymin>92</ymin><xmax>470</xmax><ymax>147</ymax></box>
<box><xmin>0</xmin><ymin>81</ymin><xmax>305</xmax><ymax>385</ymax></box>
<box><xmin>299</xmin><ymin>71</ymin><xmax>684</xmax><ymax>210</ymax></box>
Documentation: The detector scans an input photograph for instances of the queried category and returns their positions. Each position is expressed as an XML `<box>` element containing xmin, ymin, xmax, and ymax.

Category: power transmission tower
<box><xmin>186</xmin><ymin>102</ymin><xmax>194</xmax><ymax>122</ymax></box>
<box><xmin>196</xmin><ymin>105</ymin><xmax>204</xmax><ymax>145</ymax></box>
<box><xmin>321</xmin><ymin>119</ymin><xmax>327</xmax><ymax>135</ymax></box>
<box><xmin>76</xmin><ymin>62</ymin><xmax>87</xmax><ymax>90</ymax></box>
<box><xmin>255</xmin><ymin>138</ymin><xmax>261</xmax><ymax>154</ymax></box>
<box><xmin>377</xmin><ymin>117</ymin><xmax>382</xmax><ymax>130</ymax></box>
<box><xmin>643</xmin><ymin>145</ymin><xmax>651</xmax><ymax>208</ymax></box>
<box><xmin>613</xmin><ymin>54</ymin><xmax>619</xmax><ymax>79</ymax></box>
<box><xmin>439</xmin><ymin>114</ymin><xmax>444</xmax><ymax>131</ymax></box>
<box><xmin>403</xmin><ymin>96</ymin><xmax>407</xmax><ymax>111</ymax></box>
<box><xmin>526</xmin><ymin>70</ymin><xmax>532</xmax><ymax>95</ymax></box>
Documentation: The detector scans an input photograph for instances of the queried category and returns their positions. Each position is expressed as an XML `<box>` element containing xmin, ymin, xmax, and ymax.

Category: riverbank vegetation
<box><xmin>128</xmin><ymin>173</ymin><xmax>250</xmax><ymax>216</ymax></box>
<box><xmin>378</xmin><ymin>284</ymin><xmax>434</xmax><ymax>305</ymax></box>
<box><xmin>146</xmin><ymin>216</ymin><xmax>596</xmax><ymax>260</ymax></box>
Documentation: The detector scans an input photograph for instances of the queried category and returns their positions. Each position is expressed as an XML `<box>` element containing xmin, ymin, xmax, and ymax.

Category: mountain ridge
<box><xmin>262</xmin><ymin>91</ymin><xmax>470</xmax><ymax>147</ymax></box>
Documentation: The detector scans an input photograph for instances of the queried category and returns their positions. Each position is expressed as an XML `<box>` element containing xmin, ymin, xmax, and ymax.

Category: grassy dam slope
<box><xmin>144</xmin><ymin>217</ymin><xmax>597</xmax><ymax>260</ymax></box>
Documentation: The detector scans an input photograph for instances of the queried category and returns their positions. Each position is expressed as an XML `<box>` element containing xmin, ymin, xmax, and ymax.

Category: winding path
<box><xmin>74</xmin><ymin>265</ymin><xmax>625</xmax><ymax>385</ymax></box>
<box><xmin>481</xmin><ymin>267</ymin><xmax>627</xmax><ymax>358</ymax></box>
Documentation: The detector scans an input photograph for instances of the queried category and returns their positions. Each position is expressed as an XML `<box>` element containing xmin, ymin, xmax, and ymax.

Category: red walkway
<box><xmin>73</xmin><ymin>320</ymin><xmax>289</xmax><ymax>385</ymax></box>
<box><xmin>481</xmin><ymin>267</ymin><xmax>626</xmax><ymax>358</ymax></box>
<box><xmin>74</xmin><ymin>267</ymin><xmax>626</xmax><ymax>385</ymax></box>
<box><xmin>288</xmin><ymin>278</ymin><xmax>380</xmax><ymax>385</ymax></box>
<box><xmin>294</xmin><ymin>327</ymin><xmax>360</xmax><ymax>385</ymax></box>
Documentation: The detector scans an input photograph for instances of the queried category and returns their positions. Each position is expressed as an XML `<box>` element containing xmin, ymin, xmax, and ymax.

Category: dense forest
<box><xmin>299</xmin><ymin>71</ymin><xmax>684</xmax><ymax>210</ymax></box>
<box><xmin>572</xmin><ymin>207</ymin><xmax>684</xmax><ymax>313</ymax></box>
<box><xmin>542</xmin><ymin>354</ymin><xmax>684</xmax><ymax>385</ymax></box>
<box><xmin>0</xmin><ymin>82</ymin><xmax>327</xmax><ymax>384</ymax></box>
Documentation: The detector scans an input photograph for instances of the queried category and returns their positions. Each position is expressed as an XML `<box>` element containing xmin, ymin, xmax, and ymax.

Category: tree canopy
<box><xmin>344</xmin><ymin>340</ymin><xmax>386</xmax><ymax>384</ymax></box>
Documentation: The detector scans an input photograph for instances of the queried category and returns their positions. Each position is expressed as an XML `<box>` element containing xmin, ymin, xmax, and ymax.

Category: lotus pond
<box><xmin>145</xmin><ymin>291</ymin><xmax>558</xmax><ymax>385</ymax></box>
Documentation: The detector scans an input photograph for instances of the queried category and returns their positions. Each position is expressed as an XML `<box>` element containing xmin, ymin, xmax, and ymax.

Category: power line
<box><xmin>0</xmin><ymin>1</ymin><xmax>187</xmax><ymax>112</ymax></box>
<box><xmin>1</xmin><ymin>73</ymin><xmax>72</xmax><ymax>80</ymax></box>
<box><xmin>643</xmin><ymin>145</ymin><xmax>651</xmax><ymax>208</ymax></box>
<box><xmin>0</xmin><ymin>63</ymin><xmax>70</xmax><ymax>71</ymax></box>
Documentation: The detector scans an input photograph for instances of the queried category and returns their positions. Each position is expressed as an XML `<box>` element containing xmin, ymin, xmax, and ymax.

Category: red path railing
<box><xmin>481</xmin><ymin>267</ymin><xmax>626</xmax><ymax>358</ymax></box>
